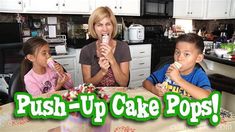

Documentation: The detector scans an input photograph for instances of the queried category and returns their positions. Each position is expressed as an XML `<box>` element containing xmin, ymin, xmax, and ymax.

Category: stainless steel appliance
<box><xmin>141</xmin><ymin>0</ymin><xmax>173</xmax><ymax>16</ymax></box>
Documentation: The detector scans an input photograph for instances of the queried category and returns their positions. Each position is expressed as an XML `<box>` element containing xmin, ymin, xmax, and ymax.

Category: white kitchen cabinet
<box><xmin>129</xmin><ymin>44</ymin><xmax>151</xmax><ymax>88</ymax></box>
<box><xmin>230</xmin><ymin>0</ymin><xmax>235</xmax><ymax>18</ymax></box>
<box><xmin>52</xmin><ymin>55</ymin><xmax>78</xmax><ymax>86</ymax></box>
<box><xmin>60</xmin><ymin>0</ymin><xmax>90</xmax><ymax>14</ymax></box>
<box><xmin>95</xmin><ymin>0</ymin><xmax>140</xmax><ymax>16</ymax></box>
<box><xmin>67</xmin><ymin>48</ymin><xmax>83</xmax><ymax>85</ymax></box>
<box><xmin>206</xmin><ymin>0</ymin><xmax>231</xmax><ymax>19</ymax></box>
<box><xmin>0</xmin><ymin>0</ymin><xmax>23</xmax><ymax>13</ymax></box>
<box><xmin>24</xmin><ymin>0</ymin><xmax>60</xmax><ymax>13</ymax></box>
<box><xmin>10</xmin><ymin>0</ymin><xmax>91</xmax><ymax>14</ymax></box>
<box><xmin>95</xmin><ymin>0</ymin><xmax>117</xmax><ymax>14</ymax></box>
<box><xmin>173</xmin><ymin>0</ymin><xmax>205</xmax><ymax>19</ymax></box>
<box><xmin>174</xmin><ymin>0</ymin><xmax>233</xmax><ymax>19</ymax></box>
<box><xmin>117</xmin><ymin>0</ymin><xmax>140</xmax><ymax>16</ymax></box>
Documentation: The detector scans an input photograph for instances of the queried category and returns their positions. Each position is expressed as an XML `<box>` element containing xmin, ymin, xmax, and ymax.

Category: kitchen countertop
<box><xmin>204</xmin><ymin>53</ymin><xmax>235</xmax><ymax>67</ymax></box>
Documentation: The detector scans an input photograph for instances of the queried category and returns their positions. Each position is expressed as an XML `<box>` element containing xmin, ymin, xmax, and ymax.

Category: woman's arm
<box><xmin>109</xmin><ymin>60</ymin><xmax>130</xmax><ymax>87</ymax></box>
<box><xmin>82</xmin><ymin>64</ymin><xmax>107</xmax><ymax>85</ymax></box>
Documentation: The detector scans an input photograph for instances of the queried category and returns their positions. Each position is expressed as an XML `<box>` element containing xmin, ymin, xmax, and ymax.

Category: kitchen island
<box><xmin>202</xmin><ymin>53</ymin><xmax>235</xmax><ymax>114</ymax></box>
<box><xmin>204</xmin><ymin>53</ymin><xmax>235</xmax><ymax>67</ymax></box>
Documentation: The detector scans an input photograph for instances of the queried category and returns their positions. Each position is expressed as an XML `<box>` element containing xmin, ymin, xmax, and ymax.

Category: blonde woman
<box><xmin>79</xmin><ymin>6</ymin><xmax>131</xmax><ymax>87</ymax></box>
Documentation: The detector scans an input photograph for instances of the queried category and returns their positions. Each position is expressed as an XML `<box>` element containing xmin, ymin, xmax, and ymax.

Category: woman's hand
<box><xmin>99</xmin><ymin>43</ymin><xmax>114</xmax><ymax>63</ymax></box>
<box><xmin>166</xmin><ymin>64</ymin><xmax>181</xmax><ymax>82</ymax></box>
<box><xmin>54</xmin><ymin>63</ymin><xmax>65</xmax><ymax>75</ymax></box>
<box><xmin>98</xmin><ymin>57</ymin><xmax>110</xmax><ymax>75</ymax></box>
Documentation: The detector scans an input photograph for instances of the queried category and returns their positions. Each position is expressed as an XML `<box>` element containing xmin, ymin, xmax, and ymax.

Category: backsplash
<box><xmin>0</xmin><ymin>13</ymin><xmax>174</xmax><ymax>37</ymax></box>
<box><xmin>193</xmin><ymin>19</ymin><xmax>235</xmax><ymax>33</ymax></box>
<box><xmin>1</xmin><ymin>13</ymin><xmax>235</xmax><ymax>38</ymax></box>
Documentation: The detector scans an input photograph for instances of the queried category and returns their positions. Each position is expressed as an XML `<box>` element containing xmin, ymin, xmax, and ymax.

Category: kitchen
<box><xmin>0</xmin><ymin>0</ymin><xmax>235</xmax><ymax>131</ymax></box>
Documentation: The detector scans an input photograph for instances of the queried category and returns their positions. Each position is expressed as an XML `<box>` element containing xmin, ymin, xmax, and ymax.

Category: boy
<box><xmin>143</xmin><ymin>33</ymin><xmax>213</xmax><ymax>99</ymax></box>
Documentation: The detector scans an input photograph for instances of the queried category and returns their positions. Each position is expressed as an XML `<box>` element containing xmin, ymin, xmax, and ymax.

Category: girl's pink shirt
<box><xmin>24</xmin><ymin>67</ymin><xmax>73</xmax><ymax>96</ymax></box>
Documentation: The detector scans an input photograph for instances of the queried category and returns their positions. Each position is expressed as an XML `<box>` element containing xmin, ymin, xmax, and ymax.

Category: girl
<box><xmin>21</xmin><ymin>37</ymin><xmax>74</xmax><ymax>96</ymax></box>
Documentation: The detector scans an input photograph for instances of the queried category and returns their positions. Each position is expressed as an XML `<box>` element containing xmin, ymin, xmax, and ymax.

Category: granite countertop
<box><xmin>204</xmin><ymin>53</ymin><xmax>235</xmax><ymax>67</ymax></box>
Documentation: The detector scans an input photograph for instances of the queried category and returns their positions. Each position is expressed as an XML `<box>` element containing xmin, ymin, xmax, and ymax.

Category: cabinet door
<box><xmin>117</xmin><ymin>0</ymin><xmax>140</xmax><ymax>16</ymax></box>
<box><xmin>230</xmin><ymin>0</ymin><xmax>235</xmax><ymax>18</ymax></box>
<box><xmin>0</xmin><ymin>0</ymin><xmax>23</xmax><ymax>13</ymax></box>
<box><xmin>61</xmin><ymin>0</ymin><xmax>90</xmax><ymax>14</ymax></box>
<box><xmin>173</xmin><ymin>0</ymin><xmax>188</xmax><ymax>18</ymax></box>
<box><xmin>206</xmin><ymin>0</ymin><xmax>231</xmax><ymax>19</ymax></box>
<box><xmin>24</xmin><ymin>0</ymin><xmax>60</xmax><ymax>13</ymax></box>
<box><xmin>188</xmin><ymin>0</ymin><xmax>205</xmax><ymax>18</ymax></box>
<box><xmin>95</xmin><ymin>0</ymin><xmax>118</xmax><ymax>14</ymax></box>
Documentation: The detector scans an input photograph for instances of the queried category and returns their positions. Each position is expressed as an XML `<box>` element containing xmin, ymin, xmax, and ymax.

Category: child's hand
<box><xmin>54</xmin><ymin>63</ymin><xmax>65</xmax><ymax>75</ymax></box>
<box><xmin>166</xmin><ymin>64</ymin><xmax>181</xmax><ymax>82</ymax></box>
<box><xmin>56</xmin><ymin>74</ymin><xmax>69</xmax><ymax>90</ymax></box>
<box><xmin>153</xmin><ymin>83</ymin><xmax>168</xmax><ymax>97</ymax></box>
<box><xmin>98</xmin><ymin>57</ymin><xmax>110</xmax><ymax>75</ymax></box>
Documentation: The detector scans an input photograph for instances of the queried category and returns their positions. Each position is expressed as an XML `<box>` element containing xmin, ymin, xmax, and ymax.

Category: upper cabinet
<box><xmin>24</xmin><ymin>0</ymin><xmax>60</xmax><ymax>13</ymax></box>
<box><xmin>0</xmin><ymin>0</ymin><xmax>24</xmax><ymax>13</ymax></box>
<box><xmin>117</xmin><ymin>0</ymin><xmax>140</xmax><ymax>16</ymax></box>
<box><xmin>173</xmin><ymin>0</ymin><xmax>205</xmax><ymax>19</ymax></box>
<box><xmin>230</xmin><ymin>0</ymin><xmax>235</xmax><ymax>17</ymax></box>
<box><xmin>60</xmin><ymin>0</ymin><xmax>90</xmax><ymax>14</ymax></box>
<box><xmin>206</xmin><ymin>0</ymin><xmax>231</xmax><ymax>19</ymax></box>
<box><xmin>24</xmin><ymin>0</ymin><xmax>91</xmax><ymax>14</ymax></box>
<box><xmin>0</xmin><ymin>0</ymin><xmax>140</xmax><ymax>16</ymax></box>
<box><xmin>173</xmin><ymin>0</ymin><xmax>234</xmax><ymax>19</ymax></box>
<box><xmin>0</xmin><ymin>0</ymin><xmax>92</xmax><ymax>14</ymax></box>
<box><xmin>95</xmin><ymin>0</ymin><xmax>140</xmax><ymax>16</ymax></box>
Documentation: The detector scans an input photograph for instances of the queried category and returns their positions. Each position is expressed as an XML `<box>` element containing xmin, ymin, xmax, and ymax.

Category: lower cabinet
<box><xmin>129</xmin><ymin>44</ymin><xmax>151</xmax><ymax>88</ymax></box>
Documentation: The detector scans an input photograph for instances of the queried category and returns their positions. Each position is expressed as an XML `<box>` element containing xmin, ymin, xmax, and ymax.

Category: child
<box><xmin>21</xmin><ymin>37</ymin><xmax>74</xmax><ymax>96</ymax></box>
<box><xmin>143</xmin><ymin>33</ymin><xmax>213</xmax><ymax>99</ymax></box>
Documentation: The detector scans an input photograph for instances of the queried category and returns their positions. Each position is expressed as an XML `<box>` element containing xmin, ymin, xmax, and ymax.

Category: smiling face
<box><xmin>94</xmin><ymin>17</ymin><xmax>113</xmax><ymax>42</ymax></box>
<box><xmin>174</xmin><ymin>41</ymin><xmax>203</xmax><ymax>75</ymax></box>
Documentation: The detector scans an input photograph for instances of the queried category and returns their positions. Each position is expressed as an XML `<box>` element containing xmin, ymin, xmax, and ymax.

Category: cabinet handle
<box><xmin>139</xmin><ymin>51</ymin><xmax>145</xmax><ymax>53</ymax></box>
<box><xmin>139</xmin><ymin>63</ymin><xmax>145</xmax><ymax>65</ymax></box>
<box><xmin>56</xmin><ymin>3</ymin><xmax>59</xmax><ymax>6</ymax></box>
<box><xmin>119</xmin><ymin>6</ymin><xmax>122</xmax><ymax>9</ymax></box>
<box><xmin>114</xmin><ymin>6</ymin><xmax>117</xmax><ymax>9</ymax></box>
<box><xmin>139</xmin><ymin>74</ymin><xmax>144</xmax><ymax>76</ymax></box>
<box><xmin>62</xmin><ymin>64</ymin><xmax>69</xmax><ymax>66</ymax></box>
<box><xmin>18</xmin><ymin>1</ymin><xmax>22</xmax><ymax>4</ymax></box>
<box><xmin>187</xmin><ymin>12</ymin><xmax>189</xmax><ymax>14</ymax></box>
<box><xmin>225</xmin><ymin>12</ymin><xmax>227</xmax><ymax>14</ymax></box>
<box><xmin>63</xmin><ymin>3</ymin><xmax>65</xmax><ymax>6</ymax></box>
<box><xmin>191</xmin><ymin>12</ymin><xmax>192</xmax><ymax>14</ymax></box>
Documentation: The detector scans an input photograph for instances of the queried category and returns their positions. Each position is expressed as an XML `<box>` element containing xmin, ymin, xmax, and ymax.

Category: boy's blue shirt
<box><xmin>146</xmin><ymin>64</ymin><xmax>213</xmax><ymax>97</ymax></box>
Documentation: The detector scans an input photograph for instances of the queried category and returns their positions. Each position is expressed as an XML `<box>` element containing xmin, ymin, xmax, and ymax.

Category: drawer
<box><xmin>129</xmin><ymin>80</ymin><xmax>143</xmax><ymax>88</ymax></box>
<box><xmin>130</xmin><ymin>57</ymin><xmax>151</xmax><ymax>69</ymax></box>
<box><xmin>54</xmin><ymin>58</ymin><xmax>75</xmax><ymax>70</ymax></box>
<box><xmin>130</xmin><ymin>69</ymin><xmax>150</xmax><ymax>82</ymax></box>
<box><xmin>130</xmin><ymin>44</ymin><xmax>151</xmax><ymax>58</ymax></box>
